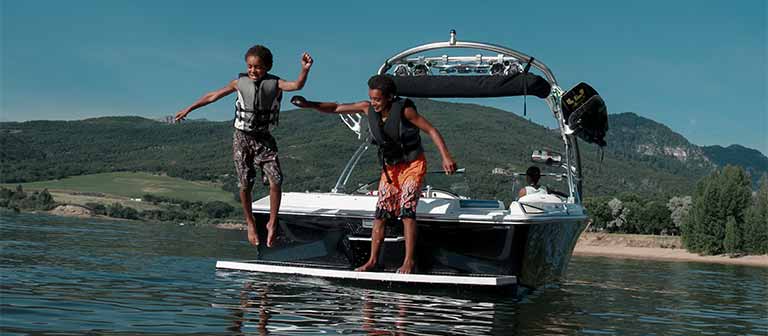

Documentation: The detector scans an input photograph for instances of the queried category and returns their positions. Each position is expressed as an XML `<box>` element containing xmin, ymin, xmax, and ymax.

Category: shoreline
<box><xmin>575</xmin><ymin>233</ymin><xmax>768</xmax><ymax>268</ymax></box>
<box><xmin>10</xmin><ymin>209</ymin><xmax>767</xmax><ymax>268</ymax></box>
<box><xmin>573</xmin><ymin>245</ymin><xmax>768</xmax><ymax>268</ymax></box>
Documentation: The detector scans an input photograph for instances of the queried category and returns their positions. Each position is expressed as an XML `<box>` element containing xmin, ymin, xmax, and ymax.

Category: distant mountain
<box><xmin>607</xmin><ymin>113</ymin><xmax>712</xmax><ymax>172</ymax></box>
<box><xmin>606</xmin><ymin>112</ymin><xmax>767</xmax><ymax>186</ymax></box>
<box><xmin>1</xmin><ymin>100</ymin><xmax>765</xmax><ymax>200</ymax></box>
<box><xmin>702</xmin><ymin>144</ymin><xmax>768</xmax><ymax>184</ymax></box>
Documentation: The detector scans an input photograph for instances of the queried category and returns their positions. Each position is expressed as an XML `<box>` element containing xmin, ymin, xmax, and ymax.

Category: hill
<box><xmin>702</xmin><ymin>144</ymin><xmax>768</xmax><ymax>185</ymax></box>
<box><xmin>607</xmin><ymin>112</ymin><xmax>766</xmax><ymax>186</ymax></box>
<box><xmin>2</xmin><ymin>100</ymin><xmax>765</xmax><ymax>201</ymax></box>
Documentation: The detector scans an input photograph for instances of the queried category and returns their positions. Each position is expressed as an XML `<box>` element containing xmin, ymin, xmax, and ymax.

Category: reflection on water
<box><xmin>1</xmin><ymin>213</ymin><xmax>766</xmax><ymax>335</ymax></box>
<box><xmin>217</xmin><ymin>276</ymin><xmax>502</xmax><ymax>335</ymax></box>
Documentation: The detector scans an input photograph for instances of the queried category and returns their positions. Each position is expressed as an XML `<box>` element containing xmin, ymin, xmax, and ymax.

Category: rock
<box><xmin>214</xmin><ymin>222</ymin><xmax>247</xmax><ymax>230</ymax></box>
<box><xmin>49</xmin><ymin>204</ymin><xmax>94</xmax><ymax>217</ymax></box>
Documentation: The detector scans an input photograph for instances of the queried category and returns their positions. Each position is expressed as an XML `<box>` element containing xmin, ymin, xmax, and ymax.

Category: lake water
<box><xmin>1</xmin><ymin>213</ymin><xmax>766</xmax><ymax>335</ymax></box>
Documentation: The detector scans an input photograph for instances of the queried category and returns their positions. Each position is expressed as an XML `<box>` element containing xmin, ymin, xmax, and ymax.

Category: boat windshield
<box><xmin>345</xmin><ymin>151</ymin><xmax>568</xmax><ymax>203</ymax></box>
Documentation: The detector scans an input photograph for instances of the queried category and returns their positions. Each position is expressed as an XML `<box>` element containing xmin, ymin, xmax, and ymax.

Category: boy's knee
<box><xmin>269</xmin><ymin>181</ymin><xmax>282</xmax><ymax>191</ymax></box>
<box><xmin>268</xmin><ymin>176</ymin><xmax>283</xmax><ymax>188</ymax></box>
<box><xmin>239</xmin><ymin>184</ymin><xmax>253</xmax><ymax>194</ymax></box>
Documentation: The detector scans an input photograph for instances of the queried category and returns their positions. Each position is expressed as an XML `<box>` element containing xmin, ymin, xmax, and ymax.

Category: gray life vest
<box><xmin>233</xmin><ymin>73</ymin><xmax>282</xmax><ymax>133</ymax></box>
<box><xmin>367</xmin><ymin>98</ymin><xmax>424</xmax><ymax>166</ymax></box>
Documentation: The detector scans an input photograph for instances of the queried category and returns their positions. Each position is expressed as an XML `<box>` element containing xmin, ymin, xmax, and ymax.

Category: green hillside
<box><xmin>606</xmin><ymin>112</ymin><xmax>713</xmax><ymax>176</ymax></box>
<box><xmin>607</xmin><ymin>113</ymin><xmax>766</xmax><ymax>187</ymax></box>
<box><xmin>2</xmin><ymin>100</ymin><xmax>764</xmax><ymax>200</ymax></box>
<box><xmin>703</xmin><ymin>144</ymin><xmax>768</xmax><ymax>186</ymax></box>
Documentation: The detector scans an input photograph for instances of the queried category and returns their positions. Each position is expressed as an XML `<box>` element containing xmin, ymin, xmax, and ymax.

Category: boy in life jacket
<box><xmin>290</xmin><ymin>75</ymin><xmax>457</xmax><ymax>274</ymax></box>
<box><xmin>174</xmin><ymin>45</ymin><xmax>313</xmax><ymax>248</ymax></box>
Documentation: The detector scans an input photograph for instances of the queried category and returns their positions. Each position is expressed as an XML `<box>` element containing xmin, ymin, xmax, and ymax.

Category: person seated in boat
<box><xmin>518</xmin><ymin>166</ymin><xmax>567</xmax><ymax>199</ymax></box>
<box><xmin>290</xmin><ymin>75</ymin><xmax>457</xmax><ymax>274</ymax></box>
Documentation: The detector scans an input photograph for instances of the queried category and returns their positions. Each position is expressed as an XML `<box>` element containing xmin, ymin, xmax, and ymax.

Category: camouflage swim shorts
<box><xmin>232</xmin><ymin>130</ymin><xmax>283</xmax><ymax>190</ymax></box>
<box><xmin>374</xmin><ymin>153</ymin><xmax>427</xmax><ymax>220</ymax></box>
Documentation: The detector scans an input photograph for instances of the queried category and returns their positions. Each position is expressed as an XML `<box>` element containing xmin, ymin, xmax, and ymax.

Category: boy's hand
<box><xmin>290</xmin><ymin>95</ymin><xmax>310</xmax><ymax>108</ymax></box>
<box><xmin>442</xmin><ymin>157</ymin><xmax>457</xmax><ymax>175</ymax></box>
<box><xmin>174</xmin><ymin>110</ymin><xmax>189</xmax><ymax>122</ymax></box>
<box><xmin>301</xmin><ymin>52</ymin><xmax>313</xmax><ymax>70</ymax></box>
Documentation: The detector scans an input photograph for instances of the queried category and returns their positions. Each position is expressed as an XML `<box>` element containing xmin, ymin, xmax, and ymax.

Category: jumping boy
<box><xmin>291</xmin><ymin>75</ymin><xmax>457</xmax><ymax>274</ymax></box>
<box><xmin>175</xmin><ymin>45</ymin><xmax>313</xmax><ymax>247</ymax></box>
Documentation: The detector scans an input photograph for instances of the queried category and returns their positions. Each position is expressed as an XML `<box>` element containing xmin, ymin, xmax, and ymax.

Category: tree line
<box><xmin>584</xmin><ymin>165</ymin><xmax>767</xmax><ymax>256</ymax></box>
<box><xmin>84</xmin><ymin>194</ymin><xmax>240</xmax><ymax>222</ymax></box>
<box><xmin>0</xmin><ymin>186</ymin><xmax>241</xmax><ymax>223</ymax></box>
<box><xmin>682</xmin><ymin>166</ymin><xmax>767</xmax><ymax>255</ymax></box>
<box><xmin>584</xmin><ymin>194</ymin><xmax>684</xmax><ymax>236</ymax></box>
<box><xmin>0</xmin><ymin>185</ymin><xmax>56</xmax><ymax>212</ymax></box>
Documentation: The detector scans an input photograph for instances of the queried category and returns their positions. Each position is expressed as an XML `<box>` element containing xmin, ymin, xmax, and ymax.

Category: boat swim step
<box><xmin>216</xmin><ymin>260</ymin><xmax>517</xmax><ymax>287</ymax></box>
<box><xmin>347</xmin><ymin>236</ymin><xmax>404</xmax><ymax>242</ymax></box>
<box><xmin>225</xmin><ymin>259</ymin><xmax>510</xmax><ymax>277</ymax></box>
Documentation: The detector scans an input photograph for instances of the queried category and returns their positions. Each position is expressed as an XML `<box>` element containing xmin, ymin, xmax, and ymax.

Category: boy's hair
<box><xmin>526</xmin><ymin>166</ymin><xmax>541</xmax><ymax>183</ymax></box>
<box><xmin>244</xmin><ymin>45</ymin><xmax>273</xmax><ymax>71</ymax></box>
<box><xmin>367</xmin><ymin>75</ymin><xmax>397</xmax><ymax>96</ymax></box>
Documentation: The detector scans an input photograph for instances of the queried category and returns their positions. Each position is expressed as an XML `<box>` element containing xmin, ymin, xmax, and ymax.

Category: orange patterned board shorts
<box><xmin>375</xmin><ymin>153</ymin><xmax>427</xmax><ymax>220</ymax></box>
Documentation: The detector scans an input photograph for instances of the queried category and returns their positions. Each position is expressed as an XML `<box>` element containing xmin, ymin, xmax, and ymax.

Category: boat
<box><xmin>217</xmin><ymin>30</ymin><xmax>608</xmax><ymax>291</ymax></box>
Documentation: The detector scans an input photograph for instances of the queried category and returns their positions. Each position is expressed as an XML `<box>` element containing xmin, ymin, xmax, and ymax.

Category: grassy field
<box><xmin>2</xmin><ymin>172</ymin><xmax>237</xmax><ymax>206</ymax></box>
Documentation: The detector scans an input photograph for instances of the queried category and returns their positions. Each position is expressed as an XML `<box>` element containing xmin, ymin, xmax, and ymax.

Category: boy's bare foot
<box><xmin>396</xmin><ymin>261</ymin><xmax>415</xmax><ymax>274</ymax></box>
<box><xmin>354</xmin><ymin>261</ymin><xmax>377</xmax><ymax>272</ymax></box>
<box><xmin>247</xmin><ymin>224</ymin><xmax>259</xmax><ymax>246</ymax></box>
<box><xmin>266</xmin><ymin>220</ymin><xmax>277</xmax><ymax>247</ymax></box>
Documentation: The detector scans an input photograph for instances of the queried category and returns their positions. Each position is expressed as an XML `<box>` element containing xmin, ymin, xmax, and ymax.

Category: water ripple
<box><xmin>1</xmin><ymin>213</ymin><xmax>766</xmax><ymax>335</ymax></box>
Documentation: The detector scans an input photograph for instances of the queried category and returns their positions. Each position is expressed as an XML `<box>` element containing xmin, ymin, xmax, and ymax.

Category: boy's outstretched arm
<box><xmin>175</xmin><ymin>80</ymin><xmax>237</xmax><ymax>122</ymax></box>
<box><xmin>404</xmin><ymin>107</ymin><xmax>457</xmax><ymax>174</ymax></box>
<box><xmin>279</xmin><ymin>52</ymin><xmax>313</xmax><ymax>92</ymax></box>
<box><xmin>291</xmin><ymin>96</ymin><xmax>369</xmax><ymax>115</ymax></box>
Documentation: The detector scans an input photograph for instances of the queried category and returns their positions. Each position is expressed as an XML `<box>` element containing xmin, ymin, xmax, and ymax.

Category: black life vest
<box><xmin>367</xmin><ymin>98</ymin><xmax>424</xmax><ymax>166</ymax></box>
<box><xmin>233</xmin><ymin>73</ymin><xmax>282</xmax><ymax>133</ymax></box>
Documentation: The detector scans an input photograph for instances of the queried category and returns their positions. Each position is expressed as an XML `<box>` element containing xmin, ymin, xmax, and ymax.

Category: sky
<box><xmin>2</xmin><ymin>0</ymin><xmax>766</xmax><ymax>154</ymax></box>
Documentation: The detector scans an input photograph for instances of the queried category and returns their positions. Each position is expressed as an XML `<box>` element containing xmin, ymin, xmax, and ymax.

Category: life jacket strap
<box><xmin>382</xmin><ymin>161</ymin><xmax>393</xmax><ymax>184</ymax></box>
